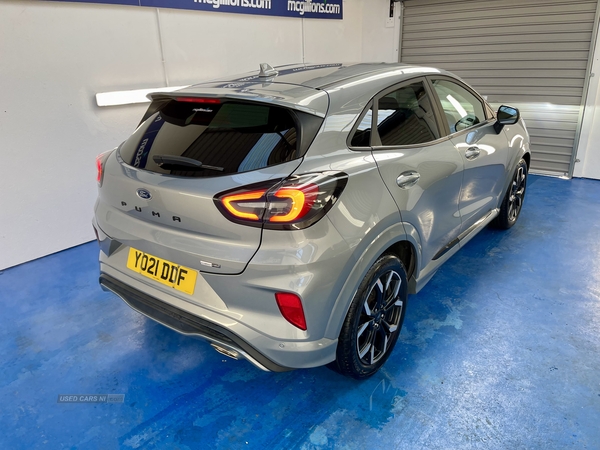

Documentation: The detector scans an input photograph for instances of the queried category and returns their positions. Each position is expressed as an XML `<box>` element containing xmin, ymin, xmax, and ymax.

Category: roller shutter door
<box><xmin>400</xmin><ymin>0</ymin><xmax>599</xmax><ymax>175</ymax></box>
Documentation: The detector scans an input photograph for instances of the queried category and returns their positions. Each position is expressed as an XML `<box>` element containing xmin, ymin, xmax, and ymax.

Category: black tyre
<box><xmin>493</xmin><ymin>158</ymin><xmax>528</xmax><ymax>230</ymax></box>
<box><xmin>331</xmin><ymin>254</ymin><xmax>408</xmax><ymax>379</ymax></box>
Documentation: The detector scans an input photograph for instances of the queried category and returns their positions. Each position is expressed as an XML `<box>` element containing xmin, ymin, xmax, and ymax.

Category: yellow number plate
<box><xmin>126</xmin><ymin>248</ymin><xmax>197</xmax><ymax>295</ymax></box>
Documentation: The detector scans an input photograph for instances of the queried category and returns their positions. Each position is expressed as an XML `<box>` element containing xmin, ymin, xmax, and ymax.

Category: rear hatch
<box><xmin>96</xmin><ymin>85</ymin><xmax>327</xmax><ymax>274</ymax></box>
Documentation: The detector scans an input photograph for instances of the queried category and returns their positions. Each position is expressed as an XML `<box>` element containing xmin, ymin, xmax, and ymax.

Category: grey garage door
<box><xmin>400</xmin><ymin>0</ymin><xmax>599</xmax><ymax>175</ymax></box>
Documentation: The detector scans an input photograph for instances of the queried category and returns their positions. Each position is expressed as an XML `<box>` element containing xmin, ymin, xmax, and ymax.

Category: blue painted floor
<box><xmin>1</xmin><ymin>175</ymin><xmax>599</xmax><ymax>449</ymax></box>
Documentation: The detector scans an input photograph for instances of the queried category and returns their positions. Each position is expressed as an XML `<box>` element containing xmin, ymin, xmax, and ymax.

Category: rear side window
<box><xmin>350</xmin><ymin>108</ymin><xmax>373</xmax><ymax>147</ymax></box>
<box><xmin>376</xmin><ymin>81</ymin><xmax>440</xmax><ymax>146</ymax></box>
<box><xmin>119</xmin><ymin>99</ymin><xmax>310</xmax><ymax>178</ymax></box>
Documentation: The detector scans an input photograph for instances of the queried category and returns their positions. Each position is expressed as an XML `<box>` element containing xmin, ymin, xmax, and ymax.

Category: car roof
<box><xmin>190</xmin><ymin>62</ymin><xmax>445</xmax><ymax>90</ymax></box>
<box><xmin>149</xmin><ymin>63</ymin><xmax>454</xmax><ymax>117</ymax></box>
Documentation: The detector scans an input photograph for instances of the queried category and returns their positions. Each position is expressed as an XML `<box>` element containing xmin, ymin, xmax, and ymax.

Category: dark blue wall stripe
<box><xmin>45</xmin><ymin>0</ymin><xmax>343</xmax><ymax>19</ymax></box>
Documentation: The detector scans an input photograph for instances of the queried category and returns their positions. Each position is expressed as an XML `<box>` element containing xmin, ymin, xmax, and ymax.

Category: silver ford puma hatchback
<box><xmin>94</xmin><ymin>63</ymin><xmax>530</xmax><ymax>379</ymax></box>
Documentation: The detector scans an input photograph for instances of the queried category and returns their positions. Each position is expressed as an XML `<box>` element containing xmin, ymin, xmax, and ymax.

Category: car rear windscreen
<box><xmin>119</xmin><ymin>99</ymin><xmax>310</xmax><ymax>178</ymax></box>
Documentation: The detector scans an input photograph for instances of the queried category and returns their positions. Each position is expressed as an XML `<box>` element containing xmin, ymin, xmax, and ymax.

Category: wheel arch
<box><xmin>498</xmin><ymin>147</ymin><xmax>531</xmax><ymax>211</ymax></box>
<box><xmin>383</xmin><ymin>240</ymin><xmax>417</xmax><ymax>282</ymax></box>
<box><xmin>522</xmin><ymin>151</ymin><xmax>531</xmax><ymax>170</ymax></box>
<box><xmin>323</xmin><ymin>223</ymin><xmax>421</xmax><ymax>341</ymax></box>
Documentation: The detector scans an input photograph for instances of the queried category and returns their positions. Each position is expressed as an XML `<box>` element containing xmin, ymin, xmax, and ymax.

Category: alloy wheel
<box><xmin>508</xmin><ymin>165</ymin><xmax>526</xmax><ymax>222</ymax></box>
<box><xmin>356</xmin><ymin>270</ymin><xmax>403</xmax><ymax>365</ymax></box>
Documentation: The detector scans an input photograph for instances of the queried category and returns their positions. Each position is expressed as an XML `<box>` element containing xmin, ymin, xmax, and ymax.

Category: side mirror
<box><xmin>494</xmin><ymin>105</ymin><xmax>519</xmax><ymax>133</ymax></box>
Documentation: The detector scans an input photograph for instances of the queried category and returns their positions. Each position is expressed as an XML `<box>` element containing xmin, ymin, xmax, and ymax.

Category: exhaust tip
<box><xmin>211</xmin><ymin>344</ymin><xmax>239</xmax><ymax>360</ymax></box>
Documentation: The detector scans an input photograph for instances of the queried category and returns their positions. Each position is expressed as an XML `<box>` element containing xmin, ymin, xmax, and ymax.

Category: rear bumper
<box><xmin>93</xmin><ymin>207</ymin><xmax>351</xmax><ymax>371</ymax></box>
<box><xmin>99</xmin><ymin>273</ymin><xmax>291</xmax><ymax>372</ymax></box>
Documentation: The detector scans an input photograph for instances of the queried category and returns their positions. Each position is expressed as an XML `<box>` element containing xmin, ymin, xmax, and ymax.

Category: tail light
<box><xmin>214</xmin><ymin>172</ymin><xmax>348</xmax><ymax>230</ymax></box>
<box><xmin>275</xmin><ymin>292</ymin><xmax>307</xmax><ymax>330</ymax></box>
<box><xmin>96</xmin><ymin>150</ymin><xmax>114</xmax><ymax>187</ymax></box>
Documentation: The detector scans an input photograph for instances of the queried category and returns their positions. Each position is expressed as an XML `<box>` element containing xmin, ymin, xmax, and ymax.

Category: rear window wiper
<box><xmin>152</xmin><ymin>155</ymin><xmax>224</xmax><ymax>172</ymax></box>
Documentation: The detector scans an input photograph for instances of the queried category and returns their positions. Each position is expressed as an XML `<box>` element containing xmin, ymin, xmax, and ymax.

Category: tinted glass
<box><xmin>431</xmin><ymin>79</ymin><xmax>486</xmax><ymax>133</ymax></box>
<box><xmin>119</xmin><ymin>100</ymin><xmax>299</xmax><ymax>178</ymax></box>
<box><xmin>375</xmin><ymin>81</ymin><xmax>440</xmax><ymax>146</ymax></box>
<box><xmin>350</xmin><ymin>108</ymin><xmax>373</xmax><ymax>147</ymax></box>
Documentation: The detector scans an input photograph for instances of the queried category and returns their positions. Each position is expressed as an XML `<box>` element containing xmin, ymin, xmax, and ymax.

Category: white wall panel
<box><xmin>303</xmin><ymin>0</ymin><xmax>363</xmax><ymax>63</ymax></box>
<box><xmin>0</xmin><ymin>1</ymin><xmax>163</xmax><ymax>271</ymax></box>
<box><xmin>361</xmin><ymin>0</ymin><xmax>400</xmax><ymax>63</ymax></box>
<box><xmin>0</xmin><ymin>0</ymin><xmax>398</xmax><ymax>270</ymax></box>
<box><xmin>157</xmin><ymin>9</ymin><xmax>303</xmax><ymax>85</ymax></box>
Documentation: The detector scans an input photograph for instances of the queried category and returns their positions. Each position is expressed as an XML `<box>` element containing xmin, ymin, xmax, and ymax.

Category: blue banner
<box><xmin>48</xmin><ymin>0</ymin><xmax>343</xmax><ymax>19</ymax></box>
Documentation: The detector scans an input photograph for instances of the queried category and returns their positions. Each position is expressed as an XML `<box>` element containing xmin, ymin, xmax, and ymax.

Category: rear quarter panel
<box><xmin>291</xmin><ymin>81</ymin><xmax>420</xmax><ymax>340</ymax></box>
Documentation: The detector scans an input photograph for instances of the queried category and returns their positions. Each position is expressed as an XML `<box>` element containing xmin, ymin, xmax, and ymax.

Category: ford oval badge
<box><xmin>136</xmin><ymin>188</ymin><xmax>152</xmax><ymax>200</ymax></box>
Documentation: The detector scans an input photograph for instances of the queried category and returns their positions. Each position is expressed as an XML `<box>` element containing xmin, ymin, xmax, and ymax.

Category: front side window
<box><xmin>375</xmin><ymin>81</ymin><xmax>440</xmax><ymax>146</ymax></box>
<box><xmin>431</xmin><ymin>79</ymin><xmax>486</xmax><ymax>133</ymax></box>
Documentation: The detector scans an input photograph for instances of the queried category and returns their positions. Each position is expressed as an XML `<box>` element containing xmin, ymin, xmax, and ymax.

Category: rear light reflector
<box><xmin>96</xmin><ymin>149</ymin><xmax>114</xmax><ymax>187</ymax></box>
<box><xmin>214</xmin><ymin>172</ymin><xmax>348</xmax><ymax>230</ymax></box>
<box><xmin>275</xmin><ymin>292</ymin><xmax>307</xmax><ymax>331</ymax></box>
<box><xmin>96</xmin><ymin>156</ymin><xmax>103</xmax><ymax>184</ymax></box>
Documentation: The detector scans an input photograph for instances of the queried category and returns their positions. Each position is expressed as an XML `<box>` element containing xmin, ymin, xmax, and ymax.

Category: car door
<box><xmin>364</xmin><ymin>78</ymin><xmax>465</xmax><ymax>268</ymax></box>
<box><xmin>428</xmin><ymin>76</ymin><xmax>509</xmax><ymax>234</ymax></box>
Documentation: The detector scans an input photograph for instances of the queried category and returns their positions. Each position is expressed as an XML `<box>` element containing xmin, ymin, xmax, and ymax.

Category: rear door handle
<box><xmin>465</xmin><ymin>146</ymin><xmax>481</xmax><ymax>160</ymax></box>
<box><xmin>396</xmin><ymin>171</ymin><xmax>420</xmax><ymax>189</ymax></box>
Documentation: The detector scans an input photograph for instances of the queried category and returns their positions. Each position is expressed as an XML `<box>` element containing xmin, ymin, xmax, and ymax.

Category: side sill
<box><xmin>410</xmin><ymin>208</ymin><xmax>500</xmax><ymax>294</ymax></box>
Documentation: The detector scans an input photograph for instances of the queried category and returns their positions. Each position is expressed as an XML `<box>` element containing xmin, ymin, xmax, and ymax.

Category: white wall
<box><xmin>361</xmin><ymin>0</ymin><xmax>401</xmax><ymax>63</ymax></box>
<box><xmin>574</xmin><ymin>19</ymin><xmax>600</xmax><ymax>180</ymax></box>
<box><xmin>0</xmin><ymin>0</ymin><xmax>398</xmax><ymax>270</ymax></box>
